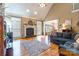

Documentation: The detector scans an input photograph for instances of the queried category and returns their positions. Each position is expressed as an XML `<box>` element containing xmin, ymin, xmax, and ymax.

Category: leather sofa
<box><xmin>49</xmin><ymin>32</ymin><xmax>72</xmax><ymax>45</ymax></box>
<box><xmin>59</xmin><ymin>33</ymin><xmax>79</xmax><ymax>55</ymax></box>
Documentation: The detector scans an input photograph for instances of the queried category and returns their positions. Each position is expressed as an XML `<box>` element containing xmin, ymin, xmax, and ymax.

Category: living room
<box><xmin>0</xmin><ymin>3</ymin><xmax>79</xmax><ymax>56</ymax></box>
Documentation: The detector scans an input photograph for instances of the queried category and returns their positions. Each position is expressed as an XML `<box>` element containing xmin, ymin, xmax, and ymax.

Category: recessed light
<box><xmin>26</xmin><ymin>9</ymin><xmax>30</xmax><ymax>12</ymax></box>
<box><xmin>34</xmin><ymin>11</ymin><xmax>37</xmax><ymax>15</ymax></box>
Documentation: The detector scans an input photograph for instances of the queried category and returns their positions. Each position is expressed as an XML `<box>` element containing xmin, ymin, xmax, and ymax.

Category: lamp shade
<box><xmin>62</xmin><ymin>23</ymin><xmax>71</xmax><ymax>29</ymax></box>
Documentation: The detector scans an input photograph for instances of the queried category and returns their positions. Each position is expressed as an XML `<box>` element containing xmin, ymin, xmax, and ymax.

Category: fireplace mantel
<box><xmin>24</xmin><ymin>25</ymin><xmax>36</xmax><ymax>37</ymax></box>
<box><xmin>21</xmin><ymin>17</ymin><xmax>37</xmax><ymax>37</ymax></box>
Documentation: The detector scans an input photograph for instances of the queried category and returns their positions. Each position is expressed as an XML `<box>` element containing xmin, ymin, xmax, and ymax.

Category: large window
<box><xmin>4</xmin><ymin>16</ymin><xmax>21</xmax><ymax>39</ymax></box>
<box><xmin>11</xmin><ymin>17</ymin><xmax>21</xmax><ymax>38</ymax></box>
<box><xmin>44</xmin><ymin>19</ymin><xmax>59</xmax><ymax>35</ymax></box>
<box><xmin>36</xmin><ymin>21</ymin><xmax>42</xmax><ymax>35</ymax></box>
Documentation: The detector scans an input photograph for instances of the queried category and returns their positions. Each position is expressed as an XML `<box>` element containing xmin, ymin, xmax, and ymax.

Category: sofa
<box><xmin>59</xmin><ymin>33</ymin><xmax>79</xmax><ymax>55</ymax></box>
<box><xmin>59</xmin><ymin>33</ymin><xmax>79</xmax><ymax>47</ymax></box>
<box><xmin>49</xmin><ymin>31</ymin><xmax>72</xmax><ymax>45</ymax></box>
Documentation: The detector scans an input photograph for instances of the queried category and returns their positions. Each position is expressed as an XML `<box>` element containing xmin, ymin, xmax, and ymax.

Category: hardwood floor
<box><xmin>17</xmin><ymin>37</ymin><xmax>35</xmax><ymax>40</ymax></box>
<box><xmin>39</xmin><ymin>47</ymin><xmax>59</xmax><ymax>56</ymax></box>
<box><xmin>6</xmin><ymin>37</ymin><xmax>59</xmax><ymax>56</ymax></box>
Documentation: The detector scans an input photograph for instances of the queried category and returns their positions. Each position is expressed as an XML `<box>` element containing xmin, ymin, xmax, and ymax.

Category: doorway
<box><xmin>44</xmin><ymin>19</ymin><xmax>59</xmax><ymax>35</ymax></box>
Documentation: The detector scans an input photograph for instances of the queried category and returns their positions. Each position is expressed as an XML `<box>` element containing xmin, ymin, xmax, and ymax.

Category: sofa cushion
<box><xmin>63</xmin><ymin>32</ymin><xmax>71</xmax><ymax>39</ymax></box>
<box><xmin>74</xmin><ymin>33</ymin><xmax>79</xmax><ymax>40</ymax></box>
<box><xmin>56</xmin><ymin>32</ymin><xmax>63</xmax><ymax>37</ymax></box>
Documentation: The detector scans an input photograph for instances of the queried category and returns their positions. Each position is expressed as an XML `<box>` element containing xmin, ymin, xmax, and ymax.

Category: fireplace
<box><xmin>26</xmin><ymin>28</ymin><xmax>34</xmax><ymax>37</ymax></box>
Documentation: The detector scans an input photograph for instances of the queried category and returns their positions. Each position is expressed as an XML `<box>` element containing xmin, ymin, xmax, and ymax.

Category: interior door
<box><xmin>0</xmin><ymin>16</ymin><xmax>4</xmax><ymax>55</ymax></box>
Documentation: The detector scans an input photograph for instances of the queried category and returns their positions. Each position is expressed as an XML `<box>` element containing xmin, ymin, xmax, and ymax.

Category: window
<box><xmin>37</xmin><ymin>21</ymin><xmax>42</xmax><ymax>35</ymax></box>
<box><xmin>44</xmin><ymin>19</ymin><xmax>58</xmax><ymax>35</ymax></box>
<box><xmin>72</xmin><ymin>3</ymin><xmax>79</xmax><ymax>13</ymax></box>
<box><xmin>11</xmin><ymin>17</ymin><xmax>21</xmax><ymax>38</ymax></box>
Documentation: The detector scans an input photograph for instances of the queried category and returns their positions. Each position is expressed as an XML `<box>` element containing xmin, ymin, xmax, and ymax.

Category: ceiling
<box><xmin>5</xmin><ymin>3</ymin><xmax>53</xmax><ymax>20</ymax></box>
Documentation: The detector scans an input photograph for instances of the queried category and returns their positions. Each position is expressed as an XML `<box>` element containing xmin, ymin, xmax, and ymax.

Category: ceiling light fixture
<box><xmin>26</xmin><ymin>9</ymin><xmax>30</xmax><ymax>12</ymax></box>
<box><xmin>40</xmin><ymin>3</ymin><xmax>46</xmax><ymax>8</ymax></box>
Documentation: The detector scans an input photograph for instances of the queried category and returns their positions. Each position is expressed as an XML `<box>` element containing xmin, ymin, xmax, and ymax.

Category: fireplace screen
<box><xmin>26</xmin><ymin>28</ymin><xmax>34</xmax><ymax>37</ymax></box>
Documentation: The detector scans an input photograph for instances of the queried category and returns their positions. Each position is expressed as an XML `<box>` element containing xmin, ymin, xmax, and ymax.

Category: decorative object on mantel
<box><xmin>24</xmin><ymin>23</ymin><xmax>27</xmax><ymax>25</ymax></box>
<box><xmin>28</xmin><ymin>20</ymin><xmax>33</xmax><ymax>25</ymax></box>
<box><xmin>24</xmin><ymin>20</ymin><xmax>36</xmax><ymax>26</ymax></box>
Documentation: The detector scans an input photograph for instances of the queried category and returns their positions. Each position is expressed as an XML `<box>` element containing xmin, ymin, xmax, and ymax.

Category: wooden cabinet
<box><xmin>0</xmin><ymin>16</ymin><xmax>4</xmax><ymax>56</ymax></box>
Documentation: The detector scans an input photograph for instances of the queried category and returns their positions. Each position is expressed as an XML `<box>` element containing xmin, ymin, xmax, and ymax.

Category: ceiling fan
<box><xmin>39</xmin><ymin>3</ymin><xmax>46</xmax><ymax>8</ymax></box>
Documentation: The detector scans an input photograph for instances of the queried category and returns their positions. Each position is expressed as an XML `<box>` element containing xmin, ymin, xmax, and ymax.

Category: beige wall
<box><xmin>72</xmin><ymin>12</ymin><xmax>79</xmax><ymax>32</ymax></box>
<box><xmin>45</xmin><ymin>3</ymin><xmax>79</xmax><ymax>32</ymax></box>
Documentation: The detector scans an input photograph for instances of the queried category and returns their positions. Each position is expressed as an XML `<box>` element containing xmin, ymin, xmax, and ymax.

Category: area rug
<box><xmin>22</xmin><ymin>40</ymin><xmax>50</xmax><ymax>56</ymax></box>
